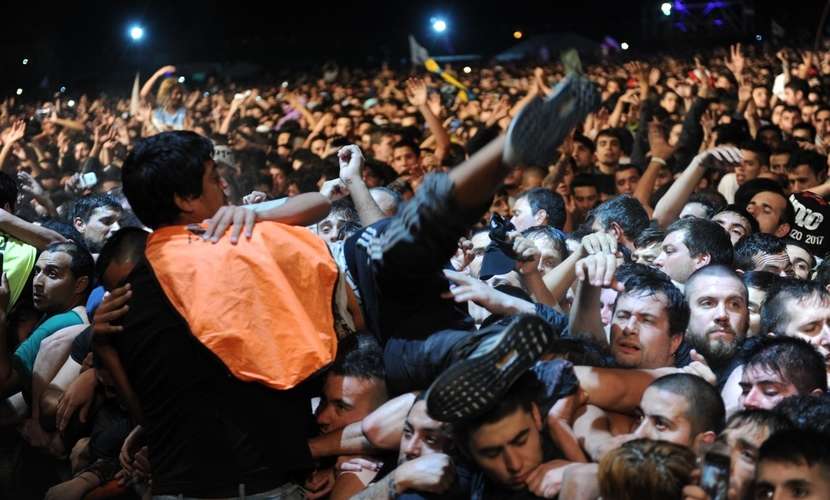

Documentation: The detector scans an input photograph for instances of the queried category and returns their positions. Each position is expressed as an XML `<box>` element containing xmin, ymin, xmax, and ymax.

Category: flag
<box><xmin>409</xmin><ymin>35</ymin><xmax>430</xmax><ymax>65</ymax></box>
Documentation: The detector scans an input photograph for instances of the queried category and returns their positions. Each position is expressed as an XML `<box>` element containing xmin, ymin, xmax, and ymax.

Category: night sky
<box><xmin>0</xmin><ymin>0</ymin><xmax>826</xmax><ymax>96</ymax></box>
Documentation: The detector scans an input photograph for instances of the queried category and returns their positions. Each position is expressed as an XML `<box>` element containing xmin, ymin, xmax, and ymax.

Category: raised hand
<box><xmin>1</xmin><ymin>119</ymin><xmax>26</xmax><ymax>145</ymax></box>
<box><xmin>17</xmin><ymin>172</ymin><xmax>45</xmax><ymax>199</ymax></box>
<box><xmin>92</xmin><ymin>285</ymin><xmax>132</xmax><ymax>337</ymax></box>
<box><xmin>648</xmin><ymin>121</ymin><xmax>675</xmax><ymax>161</ymax></box>
<box><xmin>725</xmin><ymin>43</ymin><xmax>745</xmax><ymax>79</ymax></box>
<box><xmin>405</xmin><ymin>78</ymin><xmax>428</xmax><ymax>107</ymax></box>
<box><xmin>692</xmin><ymin>145</ymin><xmax>742</xmax><ymax>172</ymax></box>
<box><xmin>337</xmin><ymin>144</ymin><xmax>364</xmax><ymax>182</ymax></box>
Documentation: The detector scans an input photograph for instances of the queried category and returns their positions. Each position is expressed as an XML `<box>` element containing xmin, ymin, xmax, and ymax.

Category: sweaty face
<box><xmin>529</xmin><ymin>235</ymin><xmax>563</xmax><ymax>279</ymax></box>
<box><xmin>32</xmin><ymin>251</ymin><xmax>83</xmax><ymax>314</ymax></box>
<box><xmin>736</xmin><ymin>150</ymin><xmax>764</xmax><ymax>185</ymax></box>
<box><xmin>600</xmin><ymin>287</ymin><xmax>618</xmax><ymax>326</ymax></box>
<box><xmin>739</xmin><ymin>364</ymin><xmax>800</xmax><ymax>410</ymax></box>
<box><xmin>398</xmin><ymin>400</ymin><xmax>453</xmax><ymax>464</ymax></box>
<box><xmin>754</xmin><ymin>460</ymin><xmax>830</xmax><ymax>500</ymax></box>
<box><xmin>746</xmin><ymin>192</ymin><xmax>788</xmax><ymax>236</ymax></box>
<box><xmin>610</xmin><ymin>291</ymin><xmax>679</xmax><ymax>369</ymax></box>
<box><xmin>595</xmin><ymin>136</ymin><xmax>622</xmax><ymax>167</ymax></box>
<box><xmin>510</xmin><ymin>197</ymin><xmax>537</xmax><ymax>233</ymax></box>
<box><xmin>316</xmin><ymin>374</ymin><xmax>386</xmax><ymax>434</ymax></box>
<box><xmin>468</xmin><ymin>405</ymin><xmax>544</xmax><ymax>491</ymax></box>
<box><xmin>746</xmin><ymin>286</ymin><xmax>767</xmax><ymax>337</ymax></box>
<box><xmin>680</xmin><ymin>202</ymin><xmax>709</xmax><ymax>219</ymax></box>
<box><xmin>634</xmin><ymin>242</ymin><xmax>661</xmax><ymax>267</ymax></box>
<box><xmin>633</xmin><ymin>387</ymin><xmax>695</xmax><ymax>447</ymax></box>
<box><xmin>786</xmin><ymin>244</ymin><xmax>814</xmax><ymax>280</ymax></box>
<box><xmin>720</xmin><ymin>421</ymin><xmax>773</xmax><ymax>500</ymax></box>
<box><xmin>787</xmin><ymin>165</ymin><xmax>821</xmax><ymax>193</ymax></box>
<box><xmin>572</xmin><ymin>186</ymin><xmax>599</xmax><ymax>214</ymax></box>
<box><xmin>713</xmin><ymin>211</ymin><xmax>752</xmax><ymax>246</ymax></box>
<box><xmin>781</xmin><ymin>295</ymin><xmax>830</xmax><ymax>377</ymax></box>
<box><xmin>392</xmin><ymin>146</ymin><xmax>418</xmax><ymax>175</ymax></box>
<box><xmin>750</xmin><ymin>251</ymin><xmax>794</xmax><ymax>278</ymax></box>
<box><xmin>686</xmin><ymin>276</ymin><xmax>748</xmax><ymax>365</ymax></box>
<box><xmin>76</xmin><ymin>206</ymin><xmax>121</xmax><ymax>253</ymax></box>
<box><xmin>614</xmin><ymin>167</ymin><xmax>640</xmax><ymax>196</ymax></box>
<box><xmin>654</xmin><ymin>230</ymin><xmax>704</xmax><ymax>284</ymax></box>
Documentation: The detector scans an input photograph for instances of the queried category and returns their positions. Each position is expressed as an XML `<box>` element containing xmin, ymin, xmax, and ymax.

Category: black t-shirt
<box><xmin>112</xmin><ymin>258</ymin><xmax>315</xmax><ymax>496</ymax></box>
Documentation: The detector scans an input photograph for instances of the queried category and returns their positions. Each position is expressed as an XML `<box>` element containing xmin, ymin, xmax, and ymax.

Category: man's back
<box><xmin>113</xmin><ymin>257</ymin><xmax>315</xmax><ymax>496</ymax></box>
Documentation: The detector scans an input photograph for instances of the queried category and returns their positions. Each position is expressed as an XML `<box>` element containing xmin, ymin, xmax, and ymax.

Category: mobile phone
<box><xmin>78</xmin><ymin>172</ymin><xmax>98</xmax><ymax>189</ymax></box>
<box><xmin>700</xmin><ymin>451</ymin><xmax>730</xmax><ymax>500</ymax></box>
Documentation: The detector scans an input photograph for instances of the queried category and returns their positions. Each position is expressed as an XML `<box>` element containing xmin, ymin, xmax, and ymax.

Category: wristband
<box><xmin>649</xmin><ymin>157</ymin><xmax>667</xmax><ymax>166</ymax></box>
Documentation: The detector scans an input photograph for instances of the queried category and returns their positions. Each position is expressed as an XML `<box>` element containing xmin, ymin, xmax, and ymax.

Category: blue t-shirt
<box><xmin>13</xmin><ymin>309</ymin><xmax>85</xmax><ymax>379</ymax></box>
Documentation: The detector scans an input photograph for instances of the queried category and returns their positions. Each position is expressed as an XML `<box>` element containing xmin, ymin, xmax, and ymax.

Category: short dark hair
<box><xmin>725</xmin><ymin>409</ymin><xmax>792</xmax><ymax>437</ymax></box>
<box><xmin>329</xmin><ymin>333</ymin><xmax>385</xmax><ymax>381</ymax></box>
<box><xmin>686</xmin><ymin>190</ymin><xmax>727</xmax><ymax>218</ymax></box>
<box><xmin>734</xmin><ymin>233</ymin><xmax>788</xmax><ymax>272</ymax></box>
<box><xmin>761</xmin><ymin>279</ymin><xmax>830</xmax><ymax>336</ymax></box>
<box><xmin>122</xmin><ymin>131</ymin><xmax>215</xmax><ymax>229</ymax></box>
<box><xmin>70</xmin><ymin>193</ymin><xmax>122</xmax><ymax>224</ymax></box>
<box><xmin>775</xmin><ymin>395</ymin><xmax>830</xmax><ymax>434</ymax></box>
<box><xmin>650</xmin><ymin>373</ymin><xmax>726</xmax><ymax>435</ymax></box>
<box><xmin>589</xmin><ymin>195</ymin><xmax>649</xmax><ymax>242</ymax></box>
<box><xmin>598</xmin><ymin>439</ymin><xmax>695</xmax><ymax>500</ymax></box>
<box><xmin>815</xmin><ymin>258</ymin><xmax>830</xmax><ymax>289</ymax></box>
<box><xmin>686</xmin><ymin>264</ymin><xmax>747</xmax><ymax>302</ymax></box>
<box><xmin>715</xmin><ymin>205</ymin><xmax>760</xmax><ymax>235</ymax></box>
<box><xmin>745</xmin><ymin>336</ymin><xmax>828</xmax><ymax>395</ymax></box>
<box><xmin>44</xmin><ymin>241</ymin><xmax>95</xmax><ymax>299</ymax></box>
<box><xmin>792</xmin><ymin>122</ymin><xmax>817</xmax><ymax>142</ymax></box>
<box><xmin>573</xmin><ymin>133</ymin><xmax>595</xmax><ymax>152</ymax></box>
<box><xmin>665</xmin><ymin>218</ymin><xmax>734</xmax><ymax>267</ymax></box>
<box><xmin>742</xmin><ymin>270</ymin><xmax>781</xmax><ymax>292</ymax></box>
<box><xmin>0</xmin><ymin>172</ymin><xmax>17</xmax><ymax>212</ymax></box>
<box><xmin>758</xmin><ymin>430</ymin><xmax>830</xmax><ymax>472</ymax></box>
<box><xmin>620</xmin><ymin>268</ymin><xmax>689</xmax><ymax>337</ymax></box>
<box><xmin>739</xmin><ymin>140</ymin><xmax>771</xmax><ymax>167</ymax></box>
<box><xmin>634</xmin><ymin>222</ymin><xmax>665</xmax><ymax>249</ymax></box>
<box><xmin>571</xmin><ymin>174</ymin><xmax>599</xmax><ymax>192</ymax></box>
<box><xmin>519</xmin><ymin>188</ymin><xmax>566</xmax><ymax>230</ymax></box>
<box><xmin>786</xmin><ymin>148</ymin><xmax>827</xmax><ymax>179</ymax></box>
<box><xmin>393</xmin><ymin>139</ymin><xmax>420</xmax><ymax>158</ymax></box>
<box><xmin>95</xmin><ymin>227</ymin><xmax>150</xmax><ymax>285</ymax></box>
<box><xmin>522</xmin><ymin>225</ymin><xmax>568</xmax><ymax>260</ymax></box>
<box><xmin>455</xmin><ymin>372</ymin><xmax>540</xmax><ymax>450</ymax></box>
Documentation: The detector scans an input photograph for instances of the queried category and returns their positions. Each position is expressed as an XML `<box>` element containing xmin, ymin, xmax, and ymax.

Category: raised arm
<box><xmin>633</xmin><ymin>122</ymin><xmax>675</xmax><ymax>211</ymax></box>
<box><xmin>0</xmin><ymin>201</ymin><xmax>65</xmax><ymax>250</ymax></box>
<box><xmin>338</xmin><ymin>146</ymin><xmax>385</xmax><ymax>226</ymax></box>
<box><xmin>653</xmin><ymin>146</ymin><xmax>741</xmax><ymax>229</ymax></box>
<box><xmin>140</xmin><ymin>65</ymin><xmax>177</xmax><ymax>100</ymax></box>
<box><xmin>0</xmin><ymin>120</ymin><xmax>26</xmax><ymax>173</ymax></box>
<box><xmin>406</xmin><ymin>78</ymin><xmax>451</xmax><ymax>164</ymax></box>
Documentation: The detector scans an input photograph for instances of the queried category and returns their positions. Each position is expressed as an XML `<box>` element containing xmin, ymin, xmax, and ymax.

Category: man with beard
<box><xmin>684</xmin><ymin>265</ymin><xmax>750</xmax><ymax>387</ymax></box>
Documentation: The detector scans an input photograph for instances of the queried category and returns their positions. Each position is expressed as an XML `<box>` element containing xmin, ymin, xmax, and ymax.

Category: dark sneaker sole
<box><xmin>425</xmin><ymin>315</ymin><xmax>551</xmax><ymax>423</ymax></box>
<box><xmin>504</xmin><ymin>72</ymin><xmax>600</xmax><ymax>168</ymax></box>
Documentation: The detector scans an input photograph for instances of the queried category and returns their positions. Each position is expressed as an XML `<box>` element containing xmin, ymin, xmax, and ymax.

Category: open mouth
<box><xmin>616</xmin><ymin>341</ymin><xmax>641</xmax><ymax>354</ymax></box>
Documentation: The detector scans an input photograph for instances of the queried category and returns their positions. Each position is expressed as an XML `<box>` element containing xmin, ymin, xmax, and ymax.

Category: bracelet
<box><xmin>649</xmin><ymin>157</ymin><xmax>667</xmax><ymax>166</ymax></box>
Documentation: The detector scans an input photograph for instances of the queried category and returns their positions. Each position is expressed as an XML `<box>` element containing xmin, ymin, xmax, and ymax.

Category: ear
<box><xmin>693</xmin><ymin>431</ymin><xmax>718</xmax><ymax>452</ymax></box>
<box><xmin>773</xmin><ymin>222</ymin><xmax>791</xmax><ymax>239</ymax></box>
<box><xmin>531</xmin><ymin>402</ymin><xmax>543</xmax><ymax>431</ymax></box>
<box><xmin>609</xmin><ymin>221</ymin><xmax>624</xmax><ymax>242</ymax></box>
<box><xmin>534</xmin><ymin>209</ymin><xmax>548</xmax><ymax>227</ymax></box>
<box><xmin>72</xmin><ymin>216</ymin><xmax>85</xmax><ymax>232</ymax></box>
<box><xmin>669</xmin><ymin>333</ymin><xmax>684</xmax><ymax>356</ymax></box>
<box><xmin>696</xmin><ymin>253</ymin><xmax>712</xmax><ymax>269</ymax></box>
<box><xmin>173</xmin><ymin>193</ymin><xmax>196</xmax><ymax>215</ymax></box>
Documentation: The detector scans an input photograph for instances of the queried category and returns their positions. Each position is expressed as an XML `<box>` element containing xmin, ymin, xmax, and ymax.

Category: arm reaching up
<box><xmin>140</xmin><ymin>65</ymin><xmax>177</xmax><ymax>100</ymax></box>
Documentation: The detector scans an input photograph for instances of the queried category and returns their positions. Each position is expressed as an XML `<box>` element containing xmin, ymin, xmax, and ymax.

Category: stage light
<box><xmin>660</xmin><ymin>2</ymin><xmax>672</xmax><ymax>16</ymax></box>
<box><xmin>59</xmin><ymin>86</ymin><xmax>66</xmax><ymax>93</ymax></box>
<box><xmin>67</xmin><ymin>99</ymin><xmax>76</xmax><ymax>107</ymax></box>
<box><xmin>755</xmin><ymin>34</ymin><xmax>763</xmax><ymax>41</ymax></box>
<box><xmin>177</xmin><ymin>76</ymin><xmax>186</xmax><ymax>83</ymax></box>
<box><xmin>22</xmin><ymin>58</ymin><xmax>28</xmax><ymax>65</ymax></box>
<box><xmin>621</xmin><ymin>42</ymin><xmax>630</xmax><ymax>50</ymax></box>
<box><xmin>15</xmin><ymin>88</ymin><xmax>22</xmax><ymax>96</ymax></box>
<box><xmin>129</xmin><ymin>25</ymin><xmax>144</xmax><ymax>41</ymax></box>
<box><xmin>432</xmin><ymin>18</ymin><xmax>447</xmax><ymax>33</ymax></box>
<box><xmin>463</xmin><ymin>66</ymin><xmax>472</xmax><ymax>74</ymax></box>
<box><xmin>513</xmin><ymin>30</ymin><xmax>523</xmax><ymax>39</ymax></box>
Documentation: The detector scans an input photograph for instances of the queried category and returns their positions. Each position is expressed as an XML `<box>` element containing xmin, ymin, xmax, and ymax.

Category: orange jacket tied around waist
<box><xmin>145</xmin><ymin>222</ymin><xmax>339</xmax><ymax>390</ymax></box>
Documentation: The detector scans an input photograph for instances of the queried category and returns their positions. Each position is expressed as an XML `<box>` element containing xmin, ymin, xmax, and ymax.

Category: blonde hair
<box><xmin>156</xmin><ymin>78</ymin><xmax>182</xmax><ymax>108</ymax></box>
<box><xmin>598</xmin><ymin>439</ymin><xmax>696</xmax><ymax>500</ymax></box>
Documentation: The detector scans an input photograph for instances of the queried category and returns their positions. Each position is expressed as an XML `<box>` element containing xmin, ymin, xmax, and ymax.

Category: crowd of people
<box><xmin>0</xmin><ymin>36</ymin><xmax>828</xmax><ymax>500</ymax></box>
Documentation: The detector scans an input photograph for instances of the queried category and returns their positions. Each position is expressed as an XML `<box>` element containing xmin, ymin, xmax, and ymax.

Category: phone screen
<box><xmin>700</xmin><ymin>452</ymin><xmax>730</xmax><ymax>500</ymax></box>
